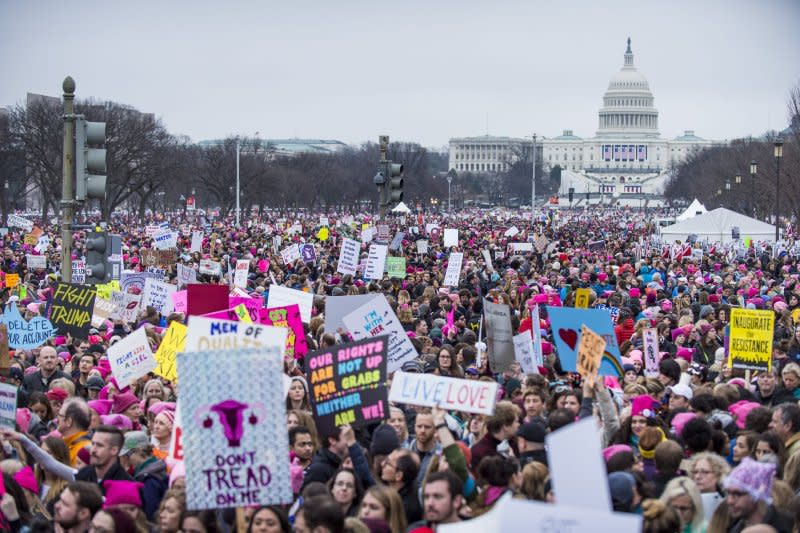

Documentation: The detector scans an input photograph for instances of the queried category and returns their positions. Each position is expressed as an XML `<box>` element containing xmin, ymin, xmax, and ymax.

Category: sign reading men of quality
<box><xmin>306</xmin><ymin>336</ymin><xmax>389</xmax><ymax>435</ymax></box>
<box><xmin>107</xmin><ymin>327</ymin><xmax>157</xmax><ymax>386</ymax></box>
<box><xmin>178</xmin><ymin>348</ymin><xmax>292</xmax><ymax>510</ymax></box>
<box><xmin>49</xmin><ymin>283</ymin><xmax>96</xmax><ymax>339</ymax></box>
<box><xmin>728</xmin><ymin>308</ymin><xmax>775</xmax><ymax>371</ymax></box>
<box><xmin>389</xmin><ymin>371</ymin><xmax>498</xmax><ymax>415</ymax></box>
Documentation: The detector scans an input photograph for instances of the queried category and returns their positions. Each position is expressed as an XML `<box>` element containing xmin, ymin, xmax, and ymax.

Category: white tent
<box><xmin>391</xmin><ymin>201</ymin><xmax>411</xmax><ymax>214</ymax></box>
<box><xmin>676</xmin><ymin>199</ymin><xmax>707</xmax><ymax>221</ymax></box>
<box><xmin>659</xmin><ymin>208</ymin><xmax>777</xmax><ymax>244</ymax></box>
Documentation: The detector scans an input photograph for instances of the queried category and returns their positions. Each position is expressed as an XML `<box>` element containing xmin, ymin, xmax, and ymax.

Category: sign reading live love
<box><xmin>48</xmin><ymin>283</ymin><xmax>96</xmax><ymax>339</ymax></box>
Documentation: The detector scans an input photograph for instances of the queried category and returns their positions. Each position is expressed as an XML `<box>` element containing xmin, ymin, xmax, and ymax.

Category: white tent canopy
<box><xmin>676</xmin><ymin>199</ymin><xmax>707</xmax><ymax>221</ymax></box>
<box><xmin>391</xmin><ymin>201</ymin><xmax>411</xmax><ymax>213</ymax></box>
<box><xmin>659</xmin><ymin>208</ymin><xmax>777</xmax><ymax>244</ymax></box>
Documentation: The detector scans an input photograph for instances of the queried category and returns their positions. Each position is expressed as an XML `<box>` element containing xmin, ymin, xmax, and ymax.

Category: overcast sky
<box><xmin>2</xmin><ymin>0</ymin><xmax>798</xmax><ymax>149</ymax></box>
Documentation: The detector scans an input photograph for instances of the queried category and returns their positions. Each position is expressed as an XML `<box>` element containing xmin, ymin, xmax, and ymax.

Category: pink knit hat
<box><xmin>13</xmin><ymin>466</ymin><xmax>38</xmax><ymax>494</ymax></box>
<box><xmin>102</xmin><ymin>480</ymin><xmax>143</xmax><ymax>508</ymax></box>
<box><xmin>100</xmin><ymin>414</ymin><xmax>133</xmax><ymax>431</ymax></box>
<box><xmin>88</xmin><ymin>400</ymin><xmax>114</xmax><ymax>416</ymax></box>
<box><xmin>631</xmin><ymin>395</ymin><xmax>659</xmax><ymax>418</ymax></box>
<box><xmin>155</xmin><ymin>410</ymin><xmax>175</xmax><ymax>426</ymax></box>
<box><xmin>602</xmin><ymin>444</ymin><xmax>632</xmax><ymax>462</ymax></box>
<box><xmin>729</xmin><ymin>400</ymin><xmax>761</xmax><ymax>430</ymax></box>
<box><xmin>16</xmin><ymin>408</ymin><xmax>31</xmax><ymax>434</ymax></box>
<box><xmin>670</xmin><ymin>412</ymin><xmax>697</xmax><ymax>438</ymax></box>
<box><xmin>723</xmin><ymin>457</ymin><xmax>776</xmax><ymax>504</ymax></box>
<box><xmin>112</xmin><ymin>392</ymin><xmax>139</xmax><ymax>415</ymax></box>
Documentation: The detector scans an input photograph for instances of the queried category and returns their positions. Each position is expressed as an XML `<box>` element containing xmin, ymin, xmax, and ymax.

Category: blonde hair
<box><xmin>519</xmin><ymin>462</ymin><xmax>549</xmax><ymax>501</ymax></box>
<box><xmin>781</xmin><ymin>362</ymin><xmax>800</xmax><ymax>380</ymax></box>
<box><xmin>689</xmin><ymin>452</ymin><xmax>730</xmax><ymax>483</ymax></box>
<box><xmin>659</xmin><ymin>477</ymin><xmax>705</xmax><ymax>533</ymax></box>
<box><xmin>49</xmin><ymin>377</ymin><xmax>75</xmax><ymax>396</ymax></box>
<box><xmin>359</xmin><ymin>484</ymin><xmax>407</xmax><ymax>533</ymax></box>
<box><xmin>641</xmin><ymin>499</ymin><xmax>680</xmax><ymax>533</ymax></box>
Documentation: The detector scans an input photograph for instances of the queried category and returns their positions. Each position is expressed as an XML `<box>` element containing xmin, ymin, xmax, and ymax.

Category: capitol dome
<box><xmin>597</xmin><ymin>38</ymin><xmax>660</xmax><ymax>138</ymax></box>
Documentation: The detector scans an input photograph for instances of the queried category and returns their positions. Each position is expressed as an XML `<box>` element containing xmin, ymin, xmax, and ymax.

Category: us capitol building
<box><xmin>448</xmin><ymin>38</ymin><xmax>724</xmax><ymax>206</ymax></box>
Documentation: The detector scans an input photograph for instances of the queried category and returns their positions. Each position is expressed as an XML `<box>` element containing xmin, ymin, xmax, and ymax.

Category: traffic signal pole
<box><xmin>60</xmin><ymin>77</ymin><xmax>76</xmax><ymax>283</ymax></box>
<box><xmin>378</xmin><ymin>136</ymin><xmax>389</xmax><ymax>219</ymax></box>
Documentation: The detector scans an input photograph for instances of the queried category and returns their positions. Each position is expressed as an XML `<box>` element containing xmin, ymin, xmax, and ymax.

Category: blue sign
<box><xmin>546</xmin><ymin>306</ymin><xmax>623</xmax><ymax>376</ymax></box>
<box><xmin>0</xmin><ymin>303</ymin><xmax>57</xmax><ymax>349</ymax></box>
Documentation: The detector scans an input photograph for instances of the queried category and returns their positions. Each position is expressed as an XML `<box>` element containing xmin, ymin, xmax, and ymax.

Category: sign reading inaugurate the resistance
<box><xmin>728</xmin><ymin>308</ymin><xmax>775</xmax><ymax>371</ymax></box>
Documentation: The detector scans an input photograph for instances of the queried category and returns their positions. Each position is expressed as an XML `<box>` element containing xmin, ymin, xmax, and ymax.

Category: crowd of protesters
<box><xmin>0</xmin><ymin>206</ymin><xmax>798</xmax><ymax>532</ymax></box>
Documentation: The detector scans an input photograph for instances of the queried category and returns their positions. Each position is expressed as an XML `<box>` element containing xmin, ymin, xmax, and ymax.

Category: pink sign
<box><xmin>259</xmin><ymin>304</ymin><xmax>308</xmax><ymax>359</ymax></box>
<box><xmin>257</xmin><ymin>259</ymin><xmax>269</xmax><ymax>273</ymax></box>
<box><xmin>229</xmin><ymin>296</ymin><xmax>263</xmax><ymax>322</ymax></box>
<box><xmin>172</xmin><ymin>290</ymin><xmax>188</xmax><ymax>314</ymax></box>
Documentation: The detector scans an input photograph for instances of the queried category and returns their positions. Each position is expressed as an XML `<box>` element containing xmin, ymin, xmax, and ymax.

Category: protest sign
<box><xmin>389</xmin><ymin>371</ymin><xmax>498</xmax><ymax>415</ymax></box>
<box><xmin>483</xmin><ymin>299</ymin><xmax>515</xmax><ymax>373</ymax></box>
<box><xmin>199</xmin><ymin>259</ymin><xmax>222</xmax><ymax>276</ymax></box>
<box><xmin>361</xmin><ymin>226</ymin><xmax>374</xmax><ymax>243</ymax></box>
<box><xmin>178</xmin><ymin>347</ymin><xmax>292</xmax><ymax>510</ymax></box>
<box><xmin>443</xmin><ymin>228</ymin><xmax>458</xmax><ymax>247</ymax></box>
<box><xmin>120</xmin><ymin>293</ymin><xmax>142</xmax><ymax>324</ymax></box>
<box><xmin>576</xmin><ymin>325</ymin><xmax>606</xmax><ymax>386</ymax></box>
<box><xmin>169</xmin><ymin>405</ymin><xmax>183</xmax><ymax>462</ymax></box>
<box><xmin>547</xmin><ymin>307</ymin><xmax>623</xmax><ymax>376</ymax></box>
<box><xmin>23</xmin><ymin>234</ymin><xmax>37</xmax><ymax>246</ymax></box>
<box><xmin>504</xmin><ymin>226</ymin><xmax>519</xmax><ymax>238</ymax></box>
<box><xmin>531</xmin><ymin>304</ymin><xmax>544</xmax><ymax>367</ymax></box>
<box><xmin>177</xmin><ymin>264</ymin><xmax>197</xmax><ymax>289</ymax></box>
<box><xmin>508</xmin><ymin>242</ymin><xmax>533</xmax><ymax>253</ymax></box>
<box><xmin>190</xmin><ymin>231</ymin><xmax>204</xmax><ymax>253</ymax></box>
<box><xmin>172</xmin><ymin>290</ymin><xmax>188</xmax><ymax>315</ymax></box>
<box><xmin>364</xmin><ymin>244</ymin><xmax>387</xmax><ymax>281</ymax></box>
<box><xmin>120</xmin><ymin>271</ymin><xmax>162</xmax><ymax>294</ymax></box>
<box><xmin>7</xmin><ymin>214</ymin><xmax>32</xmax><ymax>232</ymax></box>
<box><xmin>389</xmin><ymin>232</ymin><xmax>405</xmax><ymax>251</ymax></box>
<box><xmin>107</xmin><ymin>327</ymin><xmax>157</xmax><ymax>386</ymax></box>
<box><xmin>91</xmin><ymin>297</ymin><xmax>118</xmax><ymax>329</ymax></box>
<box><xmin>187</xmin><ymin>284</ymin><xmax>229</xmax><ymax>317</ymax></box>
<box><xmin>96</xmin><ymin>280</ymin><xmax>120</xmax><ymax>301</ymax></box>
<box><xmin>26</xmin><ymin>255</ymin><xmax>46</xmax><ymax>269</ymax></box>
<box><xmin>266</xmin><ymin>285</ymin><xmax>313</xmax><ymax>323</ymax></box>
<box><xmin>481</xmin><ymin>249</ymin><xmax>493</xmax><ymax>271</ymax></box>
<box><xmin>306</xmin><ymin>336</ymin><xmax>389</xmax><ymax>435</ymax></box>
<box><xmin>443</xmin><ymin>252</ymin><xmax>463</xmax><ymax>287</ymax></box>
<box><xmin>513</xmin><ymin>331</ymin><xmax>538</xmax><ymax>375</ymax></box>
<box><xmin>342</xmin><ymin>295</ymin><xmax>418</xmax><ymax>372</ymax></box>
<box><xmin>0</xmin><ymin>303</ymin><xmax>56</xmax><ymax>349</ymax></box>
<box><xmin>337</xmin><ymin>238</ymin><xmax>360</xmax><ymax>276</ymax></box>
<box><xmin>141</xmin><ymin>248</ymin><xmax>178</xmax><ymax>267</ymax></box>
<box><xmin>233</xmin><ymin>260</ymin><xmax>250</xmax><ymax>289</ymax></box>
<box><xmin>154</xmin><ymin>321</ymin><xmax>186</xmax><ymax>382</ymax></box>
<box><xmin>416</xmin><ymin>240</ymin><xmax>428</xmax><ymax>254</ymax></box>
<box><xmin>258</xmin><ymin>305</ymin><xmax>308</xmax><ymax>359</ymax></box>
<box><xmin>438</xmin><ymin>496</ymin><xmax>640</xmax><ymax>533</ymax></box>
<box><xmin>280</xmin><ymin>243</ymin><xmax>301</xmax><ymax>265</ymax></box>
<box><xmin>4</xmin><ymin>273</ymin><xmax>19</xmax><ymax>289</ymax></box>
<box><xmin>547</xmin><ymin>418</ymin><xmax>614</xmax><ymax>513</ymax></box>
<box><xmin>643</xmin><ymin>328</ymin><xmax>660</xmax><ymax>377</ymax></box>
<box><xmin>145</xmin><ymin>225</ymin><xmax>160</xmax><ymax>237</ymax></box>
<box><xmin>324</xmin><ymin>294</ymin><xmax>382</xmax><ymax>334</ymax></box>
<box><xmin>0</xmin><ymin>383</ymin><xmax>18</xmax><ymax>429</ymax></box>
<box><xmin>728</xmin><ymin>308</ymin><xmax>774</xmax><ymax>371</ymax></box>
<box><xmin>185</xmin><ymin>316</ymin><xmax>288</xmax><ymax>353</ymax></box>
<box><xmin>300</xmin><ymin>244</ymin><xmax>316</xmax><ymax>263</ymax></box>
<box><xmin>153</xmin><ymin>228</ymin><xmax>178</xmax><ymax>250</ymax></box>
<box><xmin>49</xmin><ymin>283</ymin><xmax>96</xmax><ymax>339</ymax></box>
<box><xmin>142</xmin><ymin>278</ymin><xmax>177</xmax><ymax>316</ymax></box>
<box><xmin>594</xmin><ymin>304</ymin><xmax>620</xmax><ymax>323</ymax></box>
<box><xmin>376</xmin><ymin>224</ymin><xmax>390</xmax><ymax>242</ymax></box>
<box><xmin>386</xmin><ymin>257</ymin><xmax>406</xmax><ymax>279</ymax></box>
<box><xmin>574</xmin><ymin>288</ymin><xmax>591</xmax><ymax>309</ymax></box>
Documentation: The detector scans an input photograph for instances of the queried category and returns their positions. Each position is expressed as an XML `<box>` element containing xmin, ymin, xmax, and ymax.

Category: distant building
<box><xmin>447</xmin><ymin>135</ymin><xmax>537</xmax><ymax>174</ymax></box>
<box><xmin>197</xmin><ymin>138</ymin><xmax>349</xmax><ymax>157</ymax></box>
<box><xmin>545</xmin><ymin>39</ymin><xmax>723</xmax><ymax>203</ymax></box>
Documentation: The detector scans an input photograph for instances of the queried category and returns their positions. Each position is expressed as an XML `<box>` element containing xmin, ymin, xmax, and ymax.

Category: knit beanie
<box><xmin>723</xmin><ymin>457</ymin><xmax>775</xmax><ymax>504</ymax></box>
<box><xmin>369</xmin><ymin>424</ymin><xmax>401</xmax><ymax>457</ymax></box>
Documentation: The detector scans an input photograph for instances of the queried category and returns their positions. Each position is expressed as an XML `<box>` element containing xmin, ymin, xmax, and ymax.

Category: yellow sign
<box><xmin>96</xmin><ymin>280</ymin><xmax>120</xmax><ymax>300</ymax></box>
<box><xmin>577</xmin><ymin>325</ymin><xmax>606</xmax><ymax>387</ymax></box>
<box><xmin>235</xmin><ymin>304</ymin><xmax>253</xmax><ymax>324</ymax></box>
<box><xmin>574</xmin><ymin>288</ymin><xmax>591</xmax><ymax>309</ymax></box>
<box><xmin>317</xmin><ymin>227</ymin><xmax>329</xmax><ymax>241</ymax></box>
<box><xmin>154</xmin><ymin>321</ymin><xmax>187</xmax><ymax>382</ymax></box>
<box><xmin>728</xmin><ymin>308</ymin><xmax>774</xmax><ymax>371</ymax></box>
<box><xmin>4</xmin><ymin>273</ymin><xmax>19</xmax><ymax>288</ymax></box>
<box><xmin>23</xmin><ymin>234</ymin><xmax>37</xmax><ymax>246</ymax></box>
<box><xmin>792</xmin><ymin>308</ymin><xmax>800</xmax><ymax>325</ymax></box>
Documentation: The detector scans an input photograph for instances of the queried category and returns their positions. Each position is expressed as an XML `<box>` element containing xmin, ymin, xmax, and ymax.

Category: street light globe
<box><xmin>774</xmin><ymin>138</ymin><xmax>784</xmax><ymax>158</ymax></box>
<box><xmin>750</xmin><ymin>160</ymin><xmax>758</xmax><ymax>175</ymax></box>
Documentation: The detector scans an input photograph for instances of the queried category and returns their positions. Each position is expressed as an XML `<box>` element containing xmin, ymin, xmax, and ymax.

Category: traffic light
<box><xmin>85</xmin><ymin>231</ymin><xmax>112</xmax><ymax>284</ymax></box>
<box><xmin>75</xmin><ymin>117</ymin><xmax>107</xmax><ymax>201</ymax></box>
<box><xmin>568</xmin><ymin>187</ymin><xmax>575</xmax><ymax>204</ymax></box>
<box><xmin>386</xmin><ymin>161</ymin><xmax>404</xmax><ymax>204</ymax></box>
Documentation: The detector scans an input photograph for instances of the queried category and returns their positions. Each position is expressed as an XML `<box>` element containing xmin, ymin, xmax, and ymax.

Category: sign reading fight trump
<box><xmin>728</xmin><ymin>308</ymin><xmax>774</xmax><ymax>371</ymax></box>
<box><xmin>177</xmin><ymin>347</ymin><xmax>292</xmax><ymax>510</ymax></box>
<box><xmin>305</xmin><ymin>336</ymin><xmax>388</xmax><ymax>435</ymax></box>
<box><xmin>389</xmin><ymin>371</ymin><xmax>498</xmax><ymax>415</ymax></box>
<box><xmin>49</xmin><ymin>283</ymin><xmax>96</xmax><ymax>339</ymax></box>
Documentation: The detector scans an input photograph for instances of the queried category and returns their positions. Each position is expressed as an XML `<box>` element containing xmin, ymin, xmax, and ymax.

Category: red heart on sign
<box><xmin>558</xmin><ymin>328</ymin><xmax>578</xmax><ymax>350</ymax></box>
